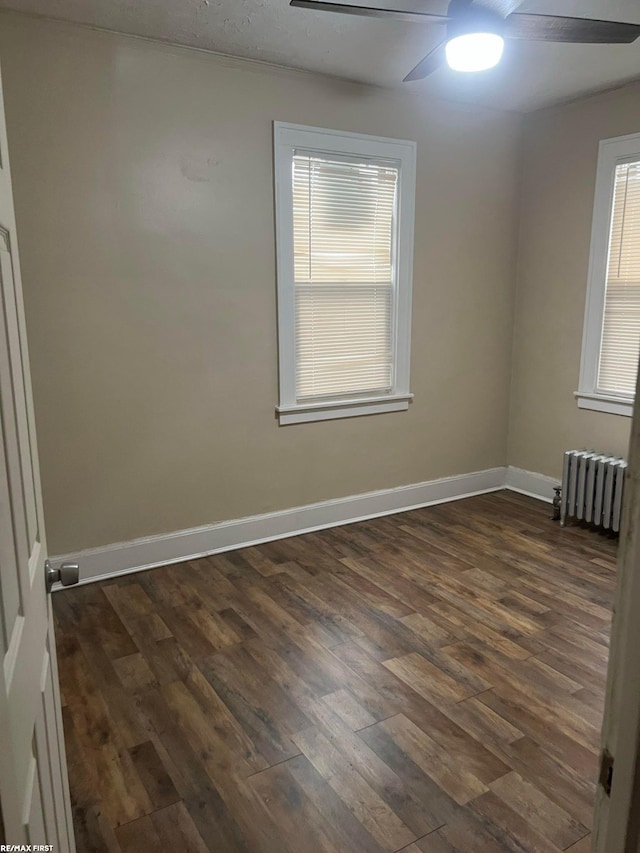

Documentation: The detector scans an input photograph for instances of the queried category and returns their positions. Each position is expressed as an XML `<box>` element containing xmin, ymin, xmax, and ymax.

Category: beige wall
<box><xmin>508</xmin><ymin>83</ymin><xmax>640</xmax><ymax>480</ymax></box>
<box><xmin>0</xmin><ymin>15</ymin><xmax>522</xmax><ymax>554</ymax></box>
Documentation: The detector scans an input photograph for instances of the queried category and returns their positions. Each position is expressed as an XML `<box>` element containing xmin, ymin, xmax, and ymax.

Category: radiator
<box><xmin>561</xmin><ymin>450</ymin><xmax>627</xmax><ymax>532</ymax></box>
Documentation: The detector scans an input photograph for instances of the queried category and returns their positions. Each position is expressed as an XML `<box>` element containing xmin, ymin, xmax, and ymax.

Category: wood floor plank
<box><xmin>304</xmin><ymin>700</ymin><xmax>440</xmax><ymax>838</ymax></box>
<box><xmin>128</xmin><ymin>740</ymin><xmax>180</xmax><ymax>811</ymax></box>
<box><xmin>426</xmin><ymin>601</ymin><xmax>533</xmax><ymax>660</ymax></box>
<box><xmin>250</xmin><ymin>761</ymin><xmax>348</xmax><ymax>853</ymax></box>
<box><xmin>438</xmin><ymin>695</ymin><xmax>524</xmax><ymax>747</ymax></box>
<box><xmin>377</xmin><ymin>714</ymin><xmax>492</xmax><ymax>805</ymax></box>
<box><xmin>115</xmin><ymin>815</ymin><xmax>161</xmax><ymax>852</ymax></box>
<box><xmin>56</xmin><ymin>585</ymin><xmax>138</xmax><ymax>661</ymax></box>
<box><xmin>399</xmin><ymin>612</ymin><xmax>461</xmax><ymax>648</ymax></box>
<box><xmin>565</xmin><ymin>834</ymin><xmax>593</xmax><ymax>852</ymax></box>
<box><xmin>285</xmin><ymin>753</ymin><xmax>387</xmax><ymax>853</ymax></box>
<box><xmin>320</xmin><ymin>688</ymin><xmax>377</xmax><ymax>730</ymax></box>
<box><xmin>197</xmin><ymin>644</ymin><xmax>308</xmax><ymax>765</ymax></box>
<box><xmin>250</xmin><ymin>576</ymin><xmax>341</xmax><ymax>648</ymax></box>
<box><xmin>469</xmin><ymin>790</ymin><xmax>563</xmax><ymax>853</ymax></box>
<box><xmin>488</xmin><ymin>737</ymin><xmax>597</xmax><ymax>829</ymax></box>
<box><xmin>56</xmin><ymin>637</ymin><xmax>153</xmax><ymax>827</ymax></box>
<box><xmin>133</xmin><ymin>688</ymin><xmax>226</xmax><ymax>798</ymax></box>
<box><xmin>340</xmin><ymin>555</ymin><xmax>439</xmax><ymax>614</ymax></box>
<box><xmin>71</xmin><ymin>638</ymin><xmax>152</xmax><ymax>749</ymax></box>
<box><xmin>148</xmin><ymin>802</ymin><xmax>210</xmax><ymax>852</ymax></box>
<box><xmin>479</xmin><ymin>690</ymin><xmax>599</xmax><ymax>780</ymax></box>
<box><xmin>444</xmin><ymin>642</ymin><xmax>602</xmax><ymax>751</ymax></box>
<box><xmin>488</xmin><ymin>771</ymin><xmax>588</xmax><ymax>849</ymax></box>
<box><xmin>181</xmin><ymin>781</ymin><xmax>253</xmax><ymax>853</ymax></box>
<box><xmin>397</xmin><ymin>831</ymin><xmax>457</xmax><ymax>852</ymax></box>
<box><xmin>161</xmin><ymin>678</ymin><xmax>267</xmax><ymax>779</ymax></box>
<box><xmin>246</xmin><ymin>633</ymin><xmax>394</xmax><ymax>724</ymax></box>
<box><xmin>291</xmin><ymin>725</ymin><xmax>417</xmax><ymax>850</ymax></box>
<box><xmin>357</xmin><ymin>719</ymin><xmax>458</xmax><ymax>830</ymax></box>
<box><xmin>54</xmin><ymin>492</ymin><xmax>616</xmax><ymax>852</ymax></box>
<box><xmin>332</xmin><ymin>641</ymin><xmax>512</xmax><ymax>785</ymax></box>
<box><xmin>112</xmin><ymin>653</ymin><xmax>157</xmax><ymax>692</ymax></box>
<box><xmin>383</xmin><ymin>651</ymin><xmax>485</xmax><ymax>704</ymax></box>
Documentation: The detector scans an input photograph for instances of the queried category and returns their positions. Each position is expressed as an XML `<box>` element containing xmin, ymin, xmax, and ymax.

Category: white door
<box><xmin>593</xmin><ymin>381</ymin><xmax>640</xmax><ymax>853</ymax></box>
<box><xmin>0</xmin><ymin>58</ymin><xmax>75</xmax><ymax>850</ymax></box>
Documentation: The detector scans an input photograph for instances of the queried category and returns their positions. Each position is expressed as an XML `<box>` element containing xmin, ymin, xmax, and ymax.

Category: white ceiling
<box><xmin>1</xmin><ymin>0</ymin><xmax>639</xmax><ymax>111</ymax></box>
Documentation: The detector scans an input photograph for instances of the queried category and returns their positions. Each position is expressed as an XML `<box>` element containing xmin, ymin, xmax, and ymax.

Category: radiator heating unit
<box><xmin>561</xmin><ymin>450</ymin><xmax>627</xmax><ymax>532</ymax></box>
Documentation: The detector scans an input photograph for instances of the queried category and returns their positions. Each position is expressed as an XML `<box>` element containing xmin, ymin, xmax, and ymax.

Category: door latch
<box><xmin>45</xmin><ymin>559</ymin><xmax>80</xmax><ymax>593</ymax></box>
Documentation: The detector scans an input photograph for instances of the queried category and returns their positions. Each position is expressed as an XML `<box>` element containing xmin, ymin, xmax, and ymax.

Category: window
<box><xmin>273</xmin><ymin>123</ymin><xmax>416</xmax><ymax>425</ymax></box>
<box><xmin>578</xmin><ymin>132</ymin><xmax>640</xmax><ymax>417</ymax></box>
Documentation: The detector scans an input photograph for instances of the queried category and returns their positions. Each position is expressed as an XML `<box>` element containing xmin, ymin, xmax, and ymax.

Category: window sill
<box><xmin>277</xmin><ymin>393</ymin><xmax>413</xmax><ymax>425</ymax></box>
<box><xmin>575</xmin><ymin>391</ymin><xmax>634</xmax><ymax>417</ymax></box>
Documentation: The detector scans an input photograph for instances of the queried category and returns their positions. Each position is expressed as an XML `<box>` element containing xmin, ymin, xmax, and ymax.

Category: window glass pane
<box><xmin>295</xmin><ymin>284</ymin><xmax>393</xmax><ymax>398</ymax></box>
<box><xmin>292</xmin><ymin>153</ymin><xmax>398</xmax><ymax>399</ymax></box>
<box><xmin>598</xmin><ymin>160</ymin><xmax>640</xmax><ymax>396</ymax></box>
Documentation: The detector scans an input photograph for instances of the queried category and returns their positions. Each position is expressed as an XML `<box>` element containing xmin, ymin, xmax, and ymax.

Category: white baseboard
<box><xmin>51</xmin><ymin>465</ymin><xmax>559</xmax><ymax>587</ymax></box>
<box><xmin>51</xmin><ymin>466</ymin><xmax>508</xmax><ymax>586</ymax></box>
<box><xmin>504</xmin><ymin>465</ymin><xmax>559</xmax><ymax>503</ymax></box>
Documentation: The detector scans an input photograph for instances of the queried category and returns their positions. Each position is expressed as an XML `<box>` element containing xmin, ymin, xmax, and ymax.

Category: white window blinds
<box><xmin>292</xmin><ymin>153</ymin><xmax>398</xmax><ymax>400</ymax></box>
<box><xmin>598</xmin><ymin>160</ymin><xmax>640</xmax><ymax>397</ymax></box>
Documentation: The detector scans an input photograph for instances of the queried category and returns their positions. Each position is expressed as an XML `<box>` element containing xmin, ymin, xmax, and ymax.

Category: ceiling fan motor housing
<box><xmin>447</xmin><ymin>1</ymin><xmax>505</xmax><ymax>40</ymax></box>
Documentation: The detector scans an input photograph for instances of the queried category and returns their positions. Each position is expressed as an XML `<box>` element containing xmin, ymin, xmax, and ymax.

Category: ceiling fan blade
<box><xmin>403</xmin><ymin>39</ymin><xmax>447</xmax><ymax>81</ymax></box>
<box><xmin>505</xmin><ymin>13</ymin><xmax>640</xmax><ymax>44</ymax></box>
<box><xmin>289</xmin><ymin>1</ymin><xmax>449</xmax><ymax>25</ymax></box>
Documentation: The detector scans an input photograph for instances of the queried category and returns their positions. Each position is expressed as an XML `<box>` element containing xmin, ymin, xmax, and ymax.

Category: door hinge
<box><xmin>599</xmin><ymin>748</ymin><xmax>614</xmax><ymax>797</ymax></box>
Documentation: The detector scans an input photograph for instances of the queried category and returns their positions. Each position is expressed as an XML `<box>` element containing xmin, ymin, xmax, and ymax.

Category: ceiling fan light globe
<box><xmin>445</xmin><ymin>32</ymin><xmax>504</xmax><ymax>72</ymax></box>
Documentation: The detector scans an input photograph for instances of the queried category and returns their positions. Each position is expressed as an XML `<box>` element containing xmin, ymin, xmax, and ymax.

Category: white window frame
<box><xmin>273</xmin><ymin>122</ymin><xmax>416</xmax><ymax>426</ymax></box>
<box><xmin>577</xmin><ymin>132</ymin><xmax>640</xmax><ymax>418</ymax></box>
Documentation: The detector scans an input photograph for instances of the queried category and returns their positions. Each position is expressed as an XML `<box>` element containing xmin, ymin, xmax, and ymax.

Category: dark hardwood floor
<box><xmin>53</xmin><ymin>490</ymin><xmax>617</xmax><ymax>853</ymax></box>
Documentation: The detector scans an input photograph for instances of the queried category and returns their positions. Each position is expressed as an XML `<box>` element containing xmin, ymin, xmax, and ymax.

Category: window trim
<box><xmin>273</xmin><ymin>122</ymin><xmax>416</xmax><ymax>426</ymax></box>
<box><xmin>577</xmin><ymin>132</ymin><xmax>640</xmax><ymax>418</ymax></box>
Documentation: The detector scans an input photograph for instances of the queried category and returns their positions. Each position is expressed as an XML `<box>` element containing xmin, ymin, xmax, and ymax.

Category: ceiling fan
<box><xmin>289</xmin><ymin>0</ymin><xmax>640</xmax><ymax>80</ymax></box>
